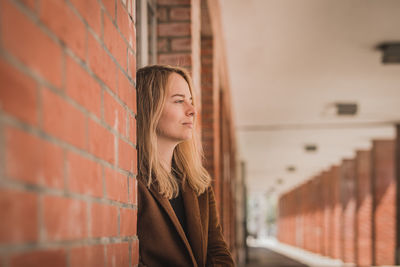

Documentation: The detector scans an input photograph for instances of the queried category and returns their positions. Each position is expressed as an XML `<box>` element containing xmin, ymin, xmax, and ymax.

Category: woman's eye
<box><xmin>175</xmin><ymin>100</ymin><xmax>184</xmax><ymax>103</ymax></box>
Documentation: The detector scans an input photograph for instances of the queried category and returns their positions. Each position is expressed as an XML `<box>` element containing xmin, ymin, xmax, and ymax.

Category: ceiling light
<box><xmin>286</xmin><ymin>166</ymin><xmax>296</xmax><ymax>172</ymax></box>
<box><xmin>304</xmin><ymin>144</ymin><xmax>317</xmax><ymax>152</ymax></box>
<box><xmin>377</xmin><ymin>42</ymin><xmax>400</xmax><ymax>64</ymax></box>
<box><xmin>336</xmin><ymin>102</ymin><xmax>357</xmax><ymax>116</ymax></box>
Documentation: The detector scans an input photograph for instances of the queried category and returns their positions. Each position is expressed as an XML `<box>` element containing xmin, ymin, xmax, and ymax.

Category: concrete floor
<box><xmin>245</xmin><ymin>247</ymin><xmax>309</xmax><ymax>267</ymax></box>
<box><xmin>245</xmin><ymin>238</ymin><xmax>345</xmax><ymax>267</ymax></box>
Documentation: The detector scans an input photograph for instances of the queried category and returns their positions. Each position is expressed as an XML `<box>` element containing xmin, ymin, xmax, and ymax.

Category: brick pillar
<box><xmin>314</xmin><ymin>175</ymin><xmax>323</xmax><ymax>255</ymax></box>
<box><xmin>201</xmin><ymin>35</ymin><xmax>221</xmax><ymax>206</ymax></box>
<box><xmin>0</xmin><ymin>0</ymin><xmax>138</xmax><ymax>265</ymax></box>
<box><xmin>157</xmin><ymin>0</ymin><xmax>201</xmax><ymax>94</ymax></box>
<box><xmin>331</xmin><ymin>165</ymin><xmax>342</xmax><ymax>259</ymax></box>
<box><xmin>396</xmin><ymin>125</ymin><xmax>400</xmax><ymax>265</ymax></box>
<box><xmin>341</xmin><ymin>159</ymin><xmax>356</xmax><ymax>264</ymax></box>
<box><xmin>303</xmin><ymin>180</ymin><xmax>312</xmax><ymax>252</ymax></box>
<box><xmin>355</xmin><ymin>150</ymin><xmax>373</xmax><ymax>267</ymax></box>
<box><xmin>322</xmin><ymin>171</ymin><xmax>332</xmax><ymax>257</ymax></box>
<box><xmin>372</xmin><ymin>140</ymin><xmax>396</xmax><ymax>265</ymax></box>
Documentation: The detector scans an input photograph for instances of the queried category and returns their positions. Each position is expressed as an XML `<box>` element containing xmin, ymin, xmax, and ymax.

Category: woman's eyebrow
<box><xmin>171</xmin><ymin>94</ymin><xmax>192</xmax><ymax>100</ymax></box>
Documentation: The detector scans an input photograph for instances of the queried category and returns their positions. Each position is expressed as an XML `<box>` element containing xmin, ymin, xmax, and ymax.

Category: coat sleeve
<box><xmin>206</xmin><ymin>186</ymin><xmax>235</xmax><ymax>266</ymax></box>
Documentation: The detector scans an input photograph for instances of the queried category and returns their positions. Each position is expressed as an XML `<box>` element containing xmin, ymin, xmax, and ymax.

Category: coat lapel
<box><xmin>148</xmin><ymin>185</ymin><xmax>198</xmax><ymax>266</ymax></box>
<box><xmin>182</xmin><ymin>182</ymin><xmax>205</xmax><ymax>267</ymax></box>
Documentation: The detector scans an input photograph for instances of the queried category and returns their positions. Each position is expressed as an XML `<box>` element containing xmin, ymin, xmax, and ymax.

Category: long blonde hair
<box><xmin>136</xmin><ymin>65</ymin><xmax>211</xmax><ymax>198</ymax></box>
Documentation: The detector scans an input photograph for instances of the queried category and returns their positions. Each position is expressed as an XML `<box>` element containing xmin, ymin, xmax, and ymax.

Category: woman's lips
<box><xmin>183</xmin><ymin>122</ymin><xmax>193</xmax><ymax>128</ymax></box>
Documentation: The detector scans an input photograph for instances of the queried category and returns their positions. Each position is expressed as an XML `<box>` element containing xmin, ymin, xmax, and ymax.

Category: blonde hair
<box><xmin>136</xmin><ymin>65</ymin><xmax>211</xmax><ymax>199</ymax></box>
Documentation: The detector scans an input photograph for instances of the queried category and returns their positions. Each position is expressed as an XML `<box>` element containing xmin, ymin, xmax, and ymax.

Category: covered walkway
<box><xmin>246</xmin><ymin>247</ymin><xmax>308</xmax><ymax>267</ymax></box>
<box><xmin>245</xmin><ymin>238</ymin><xmax>344</xmax><ymax>267</ymax></box>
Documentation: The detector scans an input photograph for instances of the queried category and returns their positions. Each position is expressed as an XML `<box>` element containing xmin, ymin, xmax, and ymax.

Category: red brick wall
<box><xmin>0</xmin><ymin>0</ymin><xmax>138</xmax><ymax>266</ymax></box>
<box><xmin>340</xmin><ymin>159</ymin><xmax>356</xmax><ymax>264</ymax></box>
<box><xmin>372</xmin><ymin>140</ymin><xmax>396</xmax><ymax>265</ymax></box>
<box><xmin>157</xmin><ymin>0</ymin><xmax>201</xmax><ymax>93</ymax></box>
<box><xmin>355</xmin><ymin>150</ymin><xmax>372</xmax><ymax>267</ymax></box>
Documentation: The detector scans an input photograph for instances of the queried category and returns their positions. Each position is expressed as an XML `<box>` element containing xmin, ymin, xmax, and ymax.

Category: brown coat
<box><xmin>137</xmin><ymin>178</ymin><xmax>235</xmax><ymax>267</ymax></box>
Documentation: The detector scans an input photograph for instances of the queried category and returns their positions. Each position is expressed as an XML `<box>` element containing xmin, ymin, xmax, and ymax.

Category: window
<box><xmin>136</xmin><ymin>0</ymin><xmax>157</xmax><ymax>67</ymax></box>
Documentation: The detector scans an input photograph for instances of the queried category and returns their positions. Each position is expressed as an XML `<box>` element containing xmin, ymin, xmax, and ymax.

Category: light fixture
<box><xmin>286</xmin><ymin>165</ymin><xmax>296</xmax><ymax>172</ymax></box>
<box><xmin>377</xmin><ymin>42</ymin><xmax>400</xmax><ymax>64</ymax></box>
<box><xmin>335</xmin><ymin>102</ymin><xmax>357</xmax><ymax>116</ymax></box>
<box><xmin>304</xmin><ymin>144</ymin><xmax>317</xmax><ymax>152</ymax></box>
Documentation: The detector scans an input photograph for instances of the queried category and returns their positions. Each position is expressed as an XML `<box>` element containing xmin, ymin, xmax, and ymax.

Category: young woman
<box><xmin>136</xmin><ymin>65</ymin><xmax>235</xmax><ymax>267</ymax></box>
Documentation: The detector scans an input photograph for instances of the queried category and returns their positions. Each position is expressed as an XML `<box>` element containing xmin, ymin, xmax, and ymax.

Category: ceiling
<box><xmin>219</xmin><ymin>0</ymin><xmax>400</xmax><ymax>198</ymax></box>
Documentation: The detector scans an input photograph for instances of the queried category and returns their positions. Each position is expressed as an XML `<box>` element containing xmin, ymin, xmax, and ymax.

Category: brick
<box><xmin>158</xmin><ymin>53</ymin><xmax>191</xmax><ymax>67</ymax></box>
<box><xmin>117</xmin><ymin>70</ymin><xmax>136</xmax><ymax>113</ymax></box>
<box><xmin>0</xmin><ymin>0</ymin><xmax>63</xmax><ymax>87</ymax></box>
<box><xmin>104</xmin><ymin>167</ymin><xmax>128</xmax><ymax>203</ymax></box>
<box><xmin>102</xmin><ymin>0</ymin><xmax>116</xmax><ymax>20</ymax></box>
<box><xmin>0</xmin><ymin>59</ymin><xmax>38</xmax><ymax>125</ymax></box>
<box><xmin>131</xmin><ymin>239</ymin><xmax>139</xmax><ymax>266</ymax></box>
<box><xmin>65</xmin><ymin>56</ymin><xmax>101</xmax><ymax>117</ymax></box>
<box><xmin>157</xmin><ymin>0</ymin><xmax>190</xmax><ymax>5</ymax></box>
<box><xmin>66</xmin><ymin>151</ymin><xmax>103</xmax><ymax>198</ymax></box>
<box><xmin>88</xmin><ymin>119</ymin><xmax>115</xmax><ymax>164</ymax></box>
<box><xmin>10</xmin><ymin>249</ymin><xmax>66</xmax><ymax>267</ymax></box>
<box><xmin>39</xmin><ymin>0</ymin><xmax>86</xmax><ymax>60</ymax></box>
<box><xmin>106</xmin><ymin>243</ymin><xmax>129</xmax><ymax>267</ymax></box>
<box><xmin>70</xmin><ymin>0</ymin><xmax>101</xmax><ymax>36</ymax></box>
<box><xmin>70</xmin><ymin>245</ymin><xmax>105</xmax><ymax>267</ymax></box>
<box><xmin>128</xmin><ymin>113</ymin><xmax>136</xmax><ymax>144</ymax></box>
<box><xmin>0</xmin><ymin>189</ymin><xmax>38</xmax><ymax>243</ymax></box>
<box><xmin>127</xmin><ymin>49</ymin><xmax>136</xmax><ymax>80</ymax></box>
<box><xmin>88</xmin><ymin>33</ymin><xmax>117</xmax><ymax>92</ymax></box>
<box><xmin>171</xmin><ymin>38</ymin><xmax>191</xmax><ymax>51</ymax></box>
<box><xmin>20</xmin><ymin>0</ymin><xmax>36</xmax><ymax>12</ymax></box>
<box><xmin>43</xmin><ymin>195</ymin><xmax>87</xmax><ymax>241</ymax></box>
<box><xmin>119</xmin><ymin>208</ymin><xmax>136</xmax><ymax>236</ymax></box>
<box><xmin>170</xmin><ymin>7</ymin><xmax>190</xmax><ymax>21</ymax></box>
<box><xmin>158</xmin><ymin>22</ymin><xmax>191</xmax><ymax>37</ymax></box>
<box><xmin>157</xmin><ymin>7</ymin><xmax>168</xmax><ymax>22</ymax></box>
<box><xmin>129</xmin><ymin>177</ymin><xmax>137</xmax><ymax>204</ymax></box>
<box><xmin>117</xmin><ymin>0</ymin><xmax>134</xmax><ymax>43</ymax></box>
<box><xmin>42</xmin><ymin>88</ymin><xmax>86</xmax><ymax>149</ymax></box>
<box><xmin>5</xmin><ymin>127</ymin><xmax>64</xmax><ymax>188</ymax></box>
<box><xmin>103</xmin><ymin>15</ymin><xmax>127</xmax><ymax>70</ymax></box>
<box><xmin>118</xmin><ymin>138</ymin><xmax>136</xmax><ymax>173</ymax></box>
<box><xmin>157</xmin><ymin>38</ymin><xmax>169</xmax><ymax>53</ymax></box>
<box><xmin>104</xmin><ymin>91</ymin><xmax>125</xmax><ymax>135</ymax></box>
<box><xmin>91</xmin><ymin>203</ymin><xmax>118</xmax><ymax>237</ymax></box>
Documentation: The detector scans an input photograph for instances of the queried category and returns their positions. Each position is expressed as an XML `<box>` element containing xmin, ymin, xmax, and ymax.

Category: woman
<box><xmin>136</xmin><ymin>65</ymin><xmax>235</xmax><ymax>267</ymax></box>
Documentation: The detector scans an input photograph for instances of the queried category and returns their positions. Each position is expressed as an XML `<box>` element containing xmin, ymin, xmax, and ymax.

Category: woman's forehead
<box><xmin>167</xmin><ymin>73</ymin><xmax>191</xmax><ymax>96</ymax></box>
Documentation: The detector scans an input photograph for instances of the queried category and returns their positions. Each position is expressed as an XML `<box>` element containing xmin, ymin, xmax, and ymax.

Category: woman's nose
<box><xmin>186</xmin><ymin>102</ymin><xmax>196</xmax><ymax>117</ymax></box>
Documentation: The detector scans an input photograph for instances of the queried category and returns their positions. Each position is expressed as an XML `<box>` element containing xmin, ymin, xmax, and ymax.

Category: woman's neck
<box><xmin>157</xmin><ymin>138</ymin><xmax>177</xmax><ymax>173</ymax></box>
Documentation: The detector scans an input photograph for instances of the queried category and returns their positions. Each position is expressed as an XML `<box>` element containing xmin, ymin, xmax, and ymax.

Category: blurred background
<box><xmin>0</xmin><ymin>0</ymin><xmax>399</xmax><ymax>266</ymax></box>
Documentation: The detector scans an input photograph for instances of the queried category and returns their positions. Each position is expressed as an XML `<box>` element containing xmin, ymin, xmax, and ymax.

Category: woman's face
<box><xmin>156</xmin><ymin>73</ymin><xmax>196</xmax><ymax>144</ymax></box>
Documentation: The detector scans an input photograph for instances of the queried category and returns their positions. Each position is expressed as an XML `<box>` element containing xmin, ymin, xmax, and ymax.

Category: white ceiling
<box><xmin>219</xmin><ymin>0</ymin><xmax>400</xmax><ymax>197</ymax></box>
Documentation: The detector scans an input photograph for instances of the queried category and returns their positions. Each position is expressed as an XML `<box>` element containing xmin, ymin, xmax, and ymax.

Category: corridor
<box><xmin>246</xmin><ymin>247</ymin><xmax>308</xmax><ymax>267</ymax></box>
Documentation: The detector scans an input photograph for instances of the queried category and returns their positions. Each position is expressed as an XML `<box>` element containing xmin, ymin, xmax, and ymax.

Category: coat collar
<box><xmin>148</xmin><ymin>182</ymin><xmax>204</xmax><ymax>266</ymax></box>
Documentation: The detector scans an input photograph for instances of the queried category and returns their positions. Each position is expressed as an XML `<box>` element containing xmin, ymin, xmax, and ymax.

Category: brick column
<box><xmin>157</xmin><ymin>0</ymin><xmax>201</xmax><ymax>94</ymax></box>
<box><xmin>341</xmin><ymin>159</ymin><xmax>356</xmax><ymax>264</ymax></box>
<box><xmin>372</xmin><ymin>139</ymin><xmax>396</xmax><ymax>265</ymax></box>
<box><xmin>0</xmin><ymin>0</ymin><xmax>138</xmax><ymax>265</ymax></box>
<box><xmin>331</xmin><ymin>165</ymin><xmax>342</xmax><ymax>259</ymax></box>
<box><xmin>322</xmin><ymin>170</ymin><xmax>332</xmax><ymax>257</ymax></box>
<box><xmin>396</xmin><ymin>125</ymin><xmax>400</xmax><ymax>265</ymax></box>
<box><xmin>355</xmin><ymin>150</ymin><xmax>373</xmax><ymax>267</ymax></box>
